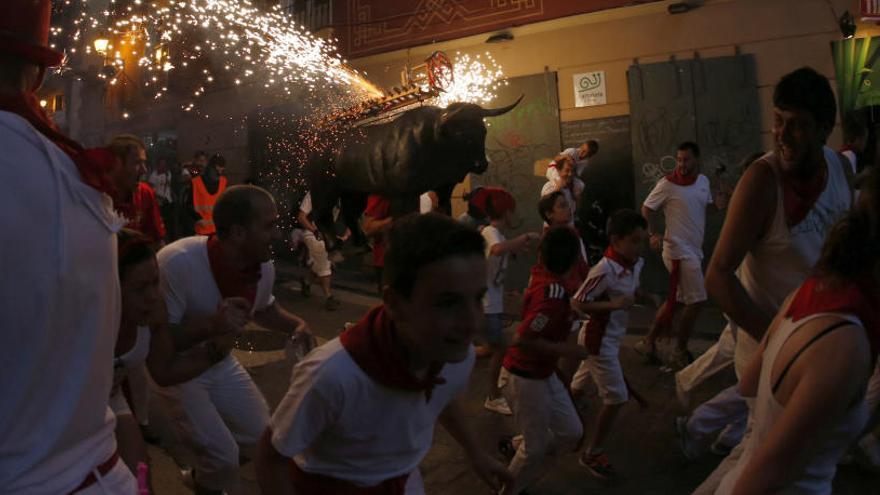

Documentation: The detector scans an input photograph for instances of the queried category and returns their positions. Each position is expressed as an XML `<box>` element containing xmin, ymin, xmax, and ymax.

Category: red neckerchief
<box><xmin>0</xmin><ymin>92</ymin><xmax>117</xmax><ymax>196</ymax></box>
<box><xmin>604</xmin><ymin>246</ymin><xmax>636</xmax><ymax>272</ymax></box>
<box><xmin>340</xmin><ymin>305</ymin><xmax>446</xmax><ymax>401</ymax></box>
<box><xmin>782</xmin><ymin>164</ymin><xmax>827</xmax><ymax>227</ymax></box>
<box><xmin>666</xmin><ymin>168</ymin><xmax>698</xmax><ymax>186</ymax></box>
<box><xmin>206</xmin><ymin>236</ymin><xmax>261</xmax><ymax>308</ymax></box>
<box><xmin>786</xmin><ymin>276</ymin><xmax>880</xmax><ymax>356</ymax></box>
<box><xmin>290</xmin><ymin>461</ymin><xmax>408</xmax><ymax>495</ymax></box>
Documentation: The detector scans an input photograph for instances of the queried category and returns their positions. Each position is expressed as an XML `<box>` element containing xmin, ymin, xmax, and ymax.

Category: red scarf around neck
<box><xmin>340</xmin><ymin>305</ymin><xmax>446</xmax><ymax>401</ymax></box>
<box><xmin>604</xmin><ymin>246</ymin><xmax>637</xmax><ymax>272</ymax></box>
<box><xmin>666</xmin><ymin>168</ymin><xmax>698</xmax><ymax>186</ymax></box>
<box><xmin>206</xmin><ymin>236</ymin><xmax>261</xmax><ymax>308</ymax></box>
<box><xmin>0</xmin><ymin>92</ymin><xmax>117</xmax><ymax>195</ymax></box>
<box><xmin>786</xmin><ymin>276</ymin><xmax>880</xmax><ymax>356</ymax></box>
<box><xmin>781</xmin><ymin>161</ymin><xmax>827</xmax><ymax>228</ymax></box>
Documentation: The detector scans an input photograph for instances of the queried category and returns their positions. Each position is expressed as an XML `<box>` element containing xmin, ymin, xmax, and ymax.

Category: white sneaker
<box><xmin>484</xmin><ymin>396</ymin><xmax>513</xmax><ymax>416</ymax></box>
<box><xmin>674</xmin><ymin>372</ymin><xmax>690</xmax><ymax>409</ymax></box>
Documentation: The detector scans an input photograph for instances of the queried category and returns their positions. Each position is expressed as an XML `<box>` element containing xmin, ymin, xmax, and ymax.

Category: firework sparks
<box><xmin>429</xmin><ymin>52</ymin><xmax>508</xmax><ymax>108</ymax></box>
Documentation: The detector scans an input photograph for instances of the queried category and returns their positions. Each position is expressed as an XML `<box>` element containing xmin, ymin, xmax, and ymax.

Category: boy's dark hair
<box><xmin>540</xmin><ymin>226</ymin><xmax>579</xmax><ymax>276</ymax></box>
<box><xmin>384</xmin><ymin>213</ymin><xmax>485</xmax><ymax>297</ymax></box>
<box><xmin>117</xmin><ymin>229</ymin><xmax>156</xmax><ymax>280</ymax></box>
<box><xmin>193</xmin><ymin>150</ymin><xmax>208</xmax><ymax>160</ymax></box>
<box><xmin>538</xmin><ymin>190</ymin><xmax>565</xmax><ymax>223</ymax></box>
<box><xmin>214</xmin><ymin>185</ymin><xmax>275</xmax><ymax>238</ymax></box>
<box><xmin>677</xmin><ymin>141</ymin><xmax>700</xmax><ymax>157</ymax></box>
<box><xmin>773</xmin><ymin>67</ymin><xmax>837</xmax><ymax>138</ymax></box>
<box><xmin>842</xmin><ymin>113</ymin><xmax>868</xmax><ymax>144</ymax></box>
<box><xmin>587</xmin><ymin>139</ymin><xmax>599</xmax><ymax>153</ymax></box>
<box><xmin>607</xmin><ymin>209</ymin><xmax>647</xmax><ymax>239</ymax></box>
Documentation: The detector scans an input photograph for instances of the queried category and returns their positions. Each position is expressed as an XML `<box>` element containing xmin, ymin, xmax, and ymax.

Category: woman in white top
<box><xmin>717</xmin><ymin>168</ymin><xmax>880</xmax><ymax>495</ymax></box>
<box><xmin>541</xmin><ymin>154</ymin><xmax>584</xmax><ymax>224</ymax></box>
<box><xmin>112</xmin><ymin>230</ymin><xmax>243</xmax><ymax>482</ymax></box>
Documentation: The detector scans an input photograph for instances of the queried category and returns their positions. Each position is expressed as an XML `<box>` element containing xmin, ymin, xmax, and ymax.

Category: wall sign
<box><xmin>574</xmin><ymin>71</ymin><xmax>607</xmax><ymax>107</ymax></box>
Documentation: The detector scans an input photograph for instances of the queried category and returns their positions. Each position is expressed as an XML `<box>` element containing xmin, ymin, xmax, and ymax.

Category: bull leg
<box><xmin>435</xmin><ymin>183</ymin><xmax>455</xmax><ymax>216</ymax></box>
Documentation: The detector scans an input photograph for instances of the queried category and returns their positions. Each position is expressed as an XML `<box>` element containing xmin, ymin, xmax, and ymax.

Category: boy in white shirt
<box><xmin>255</xmin><ymin>213</ymin><xmax>512</xmax><ymax>494</ymax></box>
<box><xmin>572</xmin><ymin>209</ymin><xmax>659</xmax><ymax>480</ymax></box>
<box><xmin>546</xmin><ymin>140</ymin><xmax>599</xmax><ymax>182</ymax></box>
<box><xmin>541</xmin><ymin>155</ymin><xmax>584</xmax><ymax>225</ymax></box>
<box><xmin>480</xmin><ymin>188</ymin><xmax>540</xmax><ymax>415</ymax></box>
<box><xmin>636</xmin><ymin>142</ymin><xmax>715</xmax><ymax>369</ymax></box>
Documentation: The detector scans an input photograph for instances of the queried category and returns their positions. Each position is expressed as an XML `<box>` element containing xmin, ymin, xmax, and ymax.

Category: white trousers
<box><xmin>500</xmin><ymin>369</ymin><xmax>583</xmax><ymax>494</ymax></box>
<box><xmin>685</xmin><ymin>385</ymin><xmax>748</xmax><ymax>447</ymax></box>
<box><xmin>676</xmin><ymin>324</ymin><xmax>736</xmax><ymax>394</ymax></box>
<box><xmin>152</xmin><ymin>355</ymin><xmax>270</xmax><ymax>491</ymax></box>
<box><xmin>303</xmin><ymin>230</ymin><xmax>332</xmax><ymax>277</ymax></box>
<box><xmin>74</xmin><ymin>458</ymin><xmax>138</xmax><ymax>494</ymax></box>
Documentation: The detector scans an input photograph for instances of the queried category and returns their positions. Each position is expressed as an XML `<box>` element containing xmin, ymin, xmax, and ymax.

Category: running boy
<box><xmin>255</xmin><ymin>213</ymin><xmax>511</xmax><ymax>494</ymax></box>
<box><xmin>572</xmin><ymin>209</ymin><xmax>658</xmax><ymax>479</ymax></box>
<box><xmin>499</xmin><ymin>227</ymin><xmax>588</xmax><ymax>495</ymax></box>
<box><xmin>482</xmin><ymin>187</ymin><xmax>540</xmax><ymax>416</ymax></box>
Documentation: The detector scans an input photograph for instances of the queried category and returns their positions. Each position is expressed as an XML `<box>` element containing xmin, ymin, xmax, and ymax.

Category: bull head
<box><xmin>439</xmin><ymin>95</ymin><xmax>523</xmax><ymax>174</ymax></box>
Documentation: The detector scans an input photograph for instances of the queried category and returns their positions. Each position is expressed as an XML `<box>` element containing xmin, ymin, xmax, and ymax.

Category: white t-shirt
<box><xmin>482</xmin><ymin>225</ymin><xmax>508</xmax><ymax>314</ymax></box>
<box><xmin>148</xmin><ymin>169</ymin><xmax>172</xmax><ymax>203</ymax></box>
<box><xmin>158</xmin><ymin>236</ymin><xmax>276</xmax><ymax>326</ymax></box>
<box><xmin>299</xmin><ymin>191</ymin><xmax>340</xmax><ymax>223</ymax></box>
<box><xmin>419</xmin><ymin>192</ymin><xmax>435</xmax><ymax>214</ymax></box>
<box><xmin>546</xmin><ymin>148</ymin><xmax>589</xmax><ymax>180</ymax></box>
<box><xmin>0</xmin><ymin>111</ymin><xmax>124</xmax><ymax>492</ymax></box>
<box><xmin>642</xmin><ymin>174</ymin><xmax>712</xmax><ymax>260</ymax></box>
<box><xmin>574</xmin><ymin>256</ymin><xmax>645</xmax><ymax>356</ymax></box>
<box><xmin>841</xmin><ymin>149</ymin><xmax>857</xmax><ymax>175</ymax></box>
<box><xmin>270</xmin><ymin>338</ymin><xmax>475</xmax><ymax>486</ymax></box>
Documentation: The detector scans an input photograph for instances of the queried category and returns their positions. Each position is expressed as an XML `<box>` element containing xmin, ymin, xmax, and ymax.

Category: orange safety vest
<box><xmin>192</xmin><ymin>176</ymin><xmax>227</xmax><ymax>235</ymax></box>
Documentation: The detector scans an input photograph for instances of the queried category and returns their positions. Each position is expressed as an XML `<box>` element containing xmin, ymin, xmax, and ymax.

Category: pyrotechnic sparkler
<box><xmin>429</xmin><ymin>52</ymin><xmax>507</xmax><ymax>108</ymax></box>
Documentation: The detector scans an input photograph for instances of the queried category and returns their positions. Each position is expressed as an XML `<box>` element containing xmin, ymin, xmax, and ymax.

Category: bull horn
<box><xmin>480</xmin><ymin>94</ymin><xmax>523</xmax><ymax>117</ymax></box>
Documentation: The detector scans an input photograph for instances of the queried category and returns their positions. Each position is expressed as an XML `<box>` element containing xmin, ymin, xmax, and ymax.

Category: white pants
<box><xmin>303</xmin><ymin>231</ymin><xmax>332</xmax><ymax>277</ymax></box>
<box><xmin>685</xmin><ymin>385</ymin><xmax>748</xmax><ymax>446</ymax></box>
<box><xmin>74</xmin><ymin>458</ymin><xmax>138</xmax><ymax>494</ymax></box>
<box><xmin>676</xmin><ymin>324</ymin><xmax>736</xmax><ymax>394</ymax></box>
<box><xmin>500</xmin><ymin>369</ymin><xmax>583</xmax><ymax>494</ymax></box>
<box><xmin>152</xmin><ymin>355</ymin><xmax>270</xmax><ymax>491</ymax></box>
<box><xmin>662</xmin><ymin>254</ymin><xmax>707</xmax><ymax>304</ymax></box>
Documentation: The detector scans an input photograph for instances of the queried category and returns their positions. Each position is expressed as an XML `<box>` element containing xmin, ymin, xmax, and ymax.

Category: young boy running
<box><xmin>573</xmin><ymin>209</ymin><xmax>658</xmax><ymax>479</ymax></box>
<box><xmin>481</xmin><ymin>187</ymin><xmax>540</xmax><ymax>416</ymax></box>
<box><xmin>499</xmin><ymin>226</ymin><xmax>588</xmax><ymax>495</ymax></box>
<box><xmin>255</xmin><ymin>213</ymin><xmax>511</xmax><ymax>494</ymax></box>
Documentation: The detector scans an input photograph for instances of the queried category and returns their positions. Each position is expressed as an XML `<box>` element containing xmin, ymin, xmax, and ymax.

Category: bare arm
<box><xmin>571</xmin><ymin>296</ymin><xmax>632</xmax><ymax>316</ymax></box>
<box><xmin>489</xmin><ymin>232</ymin><xmax>539</xmax><ymax>256</ymax></box>
<box><xmin>732</xmin><ymin>324</ymin><xmax>870</xmax><ymax>495</ymax></box>
<box><xmin>439</xmin><ymin>398</ymin><xmax>513</xmax><ymax>492</ymax></box>
<box><xmin>146</xmin><ymin>322</ymin><xmax>228</xmax><ymax>386</ymax></box>
<box><xmin>297</xmin><ymin>209</ymin><xmax>318</xmax><ymax>233</ymax></box>
<box><xmin>255</xmin><ymin>428</ymin><xmax>295</xmax><ymax>495</ymax></box>
<box><xmin>512</xmin><ymin>331</ymin><xmax>588</xmax><ymax>360</ymax></box>
<box><xmin>705</xmin><ymin>162</ymin><xmax>777</xmax><ymax>340</ymax></box>
<box><xmin>641</xmin><ymin>205</ymin><xmax>664</xmax><ymax>250</ymax></box>
<box><xmin>362</xmin><ymin>214</ymin><xmax>392</xmax><ymax>237</ymax></box>
<box><xmin>167</xmin><ymin>297</ymin><xmax>251</xmax><ymax>350</ymax></box>
<box><xmin>253</xmin><ymin>301</ymin><xmax>310</xmax><ymax>336</ymax></box>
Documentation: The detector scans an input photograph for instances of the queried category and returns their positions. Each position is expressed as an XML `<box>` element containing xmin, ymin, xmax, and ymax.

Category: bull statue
<box><xmin>306</xmin><ymin>95</ymin><xmax>523</xmax><ymax>252</ymax></box>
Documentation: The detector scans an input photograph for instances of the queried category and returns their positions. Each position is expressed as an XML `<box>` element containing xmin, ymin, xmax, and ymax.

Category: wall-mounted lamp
<box><xmin>93</xmin><ymin>36</ymin><xmax>110</xmax><ymax>56</ymax></box>
<box><xmin>486</xmin><ymin>31</ymin><xmax>514</xmax><ymax>44</ymax></box>
<box><xmin>840</xmin><ymin>10</ymin><xmax>856</xmax><ymax>39</ymax></box>
<box><xmin>39</xmin><ymin>99</ymin><xmax>47</xmax><ymax>108</ymax></box>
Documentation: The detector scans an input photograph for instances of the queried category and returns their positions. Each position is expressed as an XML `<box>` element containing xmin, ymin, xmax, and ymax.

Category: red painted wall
<box><xmin>333</xmin><ymin>0</ymin><xmax>662</xmax><ymax>58</ymax></box>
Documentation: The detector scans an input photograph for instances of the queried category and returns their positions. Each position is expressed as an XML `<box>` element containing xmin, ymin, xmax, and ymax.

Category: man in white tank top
<box><xmin>685</xmin><ymin>67</ymin><xmax>852</xmax><ymax>494</ymax></box>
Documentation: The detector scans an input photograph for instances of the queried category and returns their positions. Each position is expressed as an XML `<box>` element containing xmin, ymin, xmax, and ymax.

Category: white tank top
<box><xmin>734</xmin><ymin>147</ymin><xmax>851</xmax><ymax>375</ymax></box>
<box><xmin>718</xmin><ymin>312</ymin><xmax>869</xmax><ymax>494</ymax></box>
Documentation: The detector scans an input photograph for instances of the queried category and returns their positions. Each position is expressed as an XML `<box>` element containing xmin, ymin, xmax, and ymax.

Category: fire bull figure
<box><xmin>306</xmin><ymin>95</ymin><xmax>522</xmax><ymax>252</ymax></box>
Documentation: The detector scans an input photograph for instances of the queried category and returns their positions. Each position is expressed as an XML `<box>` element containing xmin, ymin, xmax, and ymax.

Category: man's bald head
<box><xmin>213</xmin><ymin>185</ymin><xmax>275</xmax><ymax>239</ymax></box>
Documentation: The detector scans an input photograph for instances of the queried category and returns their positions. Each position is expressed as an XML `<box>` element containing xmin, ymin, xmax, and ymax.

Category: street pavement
<box><xmin>146</xmin><ymin>274</ymin><xmax>877</xmax><ymax>494</ymax></box>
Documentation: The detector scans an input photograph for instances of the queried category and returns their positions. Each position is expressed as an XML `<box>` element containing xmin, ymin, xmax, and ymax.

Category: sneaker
<box><xmin>579</xmin><ymin>451</ymin><xmax>616</xmax><ymax>480</ymax></box>
<box><xmin>674</xmin><ymin>372</ymin><xmax>690</xmax><ymax>409</ymax></box>
<box><xmin>668</xmin><ymin>348</ymin><xmax>694</xmax><ymax>371</ymax></box>
<box><xmin>498</xmin><ymin>435</ymin><xmax>517</xmax><ymax>459</ymax></box>
<box><xmin>709</xmin><ymin>438</ymin><xmax>733</xmax><ymax>457</ymax></box>
<box><xmin>484</xmin><ymin>396</ymin><xmax>513</xmax><ymax>416</ymax></box>
<box><xmin>633</xmin><ymin>339</ymin><xmax>661</xmax><ymax>364</ymax></box>
<box><xmin>675</xmin><ymin>416</ymin><xmax>702</xmax><ymax>460</ymax></box>
<box><xmin>324</xmin><ymin>296</ymin><xmax>341</xmax><ymax>311</ymax></box>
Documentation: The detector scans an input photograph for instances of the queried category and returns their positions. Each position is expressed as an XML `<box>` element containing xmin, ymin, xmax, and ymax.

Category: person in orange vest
<box><xmin>189</xmin><ymin>153</ymin><xmax>228</xmax><ymax>235</ymax></box>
